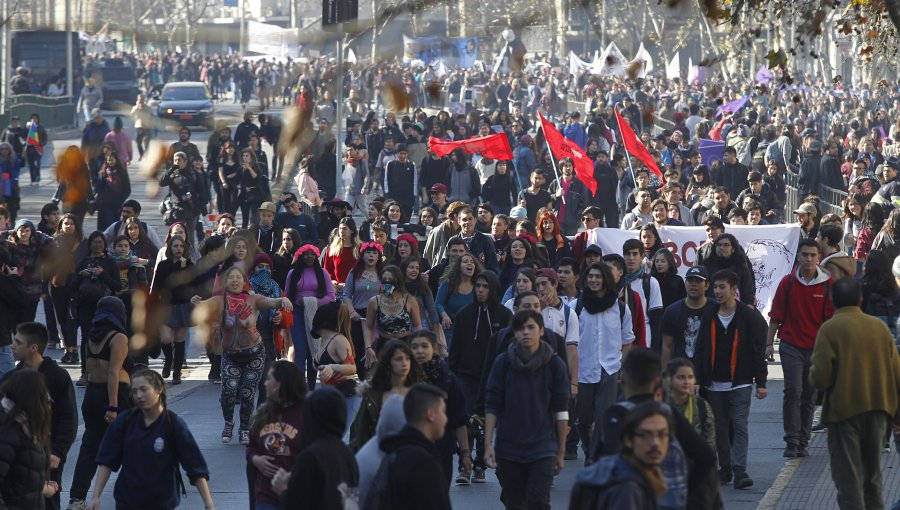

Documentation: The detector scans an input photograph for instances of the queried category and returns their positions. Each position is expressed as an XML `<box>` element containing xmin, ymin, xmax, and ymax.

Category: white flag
<box><xmin>568</xmin><ymin>51</ymin><xmax>593</xmax><ymax>77</ymax></box>
<box><xmin>666</xmin><ymin>51</ymin><xmax>680</xmax><ymax>80</ymax></box>
<box><xmin>435</xmin><ymin>59</ymin><xmax>448</xmax><ymax>78</ymax></box>
<box><xmin>629</xmin><ymin>43</ymin><xmax>654</xmax><ymax>78</ymax></box>
<box><xmin>595</xmin><ymin>42</ymin><xmax>627</xmax><ymax>77</ymax></box>
<box><xmin>347</xmin><ymin>48</ymin><xmax>357</xmax><ymax>63</ymax></box>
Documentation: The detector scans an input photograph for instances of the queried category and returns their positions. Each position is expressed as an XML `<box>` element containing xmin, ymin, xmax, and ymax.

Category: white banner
<box><xmin>629</xmin><ymin>43</ymin><xmax>654</xmax><ymax>79</ymax></box>
<box><xmin>247</xmin><ymin>21</ymin><xmax>299</xmax><ymax>58</ymax></box>
<box><xmin>666</xmin><ymin>51</ymin><xmax>680</xmax><ymax>80</ymax></box>
<box><xmin>586</xmin><ymin>225</ymin><xmax>801</xmax><ymax>317</ymax></box>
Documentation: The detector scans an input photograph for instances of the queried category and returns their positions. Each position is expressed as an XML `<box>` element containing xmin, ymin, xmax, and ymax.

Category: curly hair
<box><xmin>442</xmin><ymin>252</ymin><xmax>484</xmax><ymax>293</ymax></box>
<box><xmin>368</xmin><ymin>339</ymin><xmax>424</xmax><ymax>393</ymax></box>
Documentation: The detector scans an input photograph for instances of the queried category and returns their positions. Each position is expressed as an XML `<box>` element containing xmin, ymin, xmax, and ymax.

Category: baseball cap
<box><xmin>509</xmin><ymin>206</ymin><xmax>528</xmax><ymax>220</ymax></box>
<box><xmin>259</xmin><ymin>202</ymin><xmax>277</xmax><ymax>214</ymax></box>
<box><xmin>685</xmin><ymin>266</ymin><xmax>709</xmax><ymax>281</ymax></box>
<box><xmin>430</xmin><ymin>183</ymin><xmax>448</xmax><ymax>194</ymax></box>
<box><xmin>793</xmin><ymin>203</ymin><xmax>817</xmax><ymax>215</ymax></box>
<box><xmin>585</xmin><ymin>244</ymin><xmax>604</xmax><ymax>256</ymax></box>
<box><xmin>535</xmin><ymin>268</ymin><xmax>558</xmax><ymax>285</ymax></box>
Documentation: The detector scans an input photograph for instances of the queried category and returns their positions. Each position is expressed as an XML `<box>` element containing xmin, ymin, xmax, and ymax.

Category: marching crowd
<box><xmin>1</xmin><ymin>48</ymin><xmax>900</xmax><ymax>510</ymax></box>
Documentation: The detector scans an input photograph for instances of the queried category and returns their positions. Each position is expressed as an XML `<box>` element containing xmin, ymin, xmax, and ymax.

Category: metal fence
<box><xmin>783</xmin><ymin>170</ymin><xmax>848</xmax><ymax>218</ymax></box>
<box><xmin>0</xmin><ymin>95</ymin><xmax>76</xmax><ymax>129</ymax></box>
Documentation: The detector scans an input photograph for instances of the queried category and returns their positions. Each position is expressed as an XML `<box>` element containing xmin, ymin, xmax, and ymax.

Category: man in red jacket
<box><xmin>767</xmin><ymin>238</ymin><xmax>834</xmax><ymax>458</ymax></box>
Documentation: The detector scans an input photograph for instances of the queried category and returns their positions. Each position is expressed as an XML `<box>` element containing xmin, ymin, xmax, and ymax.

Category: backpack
<box><xmin>599</xmin><ymin>401</ymin><xmax>689</xmax><ymax>508</ymax></box>
<box><xmin>363</xmin><ymin>451</ymin><xmax>398</xmax><ymax>510</ymax></box>
<box><xmin>123</xmin><ymin>408</ymin><xmax>187</xmax><ymax>496</ymax></box>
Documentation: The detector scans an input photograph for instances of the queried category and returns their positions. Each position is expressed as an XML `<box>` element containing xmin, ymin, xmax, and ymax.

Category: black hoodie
<box><xmin>449</xmin><ymin>271</ymin><xmax>512</xmax><ymax>381</ymax></box>
<box><xmin>377</xmin><ymin>424</ymin><xmax>452</xmax><ymax>510</ymax></box>
<box><xmin>282</xmin><ymin>387</ymin><xmax>359</xmax><ymax>510</ymax></box>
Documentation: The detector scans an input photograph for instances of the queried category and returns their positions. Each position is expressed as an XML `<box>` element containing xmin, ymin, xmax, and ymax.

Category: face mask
<box><xmin>382</xmin><ymin>283</ymin><xmax>395</xmax><ymax>296</ymax></box>
<box><xmin>256</xmin><ymin>267</ymin><xmax>271</xmax><ymax>276</ymax></box>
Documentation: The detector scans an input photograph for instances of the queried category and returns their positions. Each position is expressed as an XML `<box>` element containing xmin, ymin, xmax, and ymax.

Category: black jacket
<box><xmin>446</xmin><ymin>231</ymin><xmax>499</xmax><ymax>274</ymax></box>
<box><xmin>377</xmin><ymin>425</ymin><xmax>452</xmax><ymax>510</ymax></box>
<box><xmin>797</xmin><ymin>154</ymin><xmax>822</xmax><ymax>199</ymax></box>
<box><xmin>570</xmin><ymin>455</ymin><xmax>658</xmax><ymax>510</ymax></box>
<box><xmin>0</xmin><ymin>274</ymin><xmax>25</xmax><ymax>346</ymax></box>
<box><xmin>0</xmin><ymin>410</ymin><xmax>48</xmax><ymax>510</ymax></box>
<box><xmin>711</xmin><ymin>162</ymin><xmax>749</xmax><ymax>199</ymax></box>
<box><xmin>449</xmin><ymin>272</ymin><xmax>512</xmax><ymax>381</ymax></box>
<box><xmin>5</xmin><ymin>359</ymin><xmax>77</xmax><ymax>463</ymax></box>
<box><xmin>820</xmin><ymin>154</ymin><xmax>846</xmax><ymax>192</ymax></box>
<box><xmin>592</xmin><ymin>162</ymin><xmax>619</xmax><ymax>212</ymax></box>
<box><xmin>694</xmin><ymin>302</ymin><xmax>768</xmax><ymax>389</ymax></box>
<box><xmin>587</xmin><ymin>393</ymin><xmax>721</xmax><ymax>510</ymax></box>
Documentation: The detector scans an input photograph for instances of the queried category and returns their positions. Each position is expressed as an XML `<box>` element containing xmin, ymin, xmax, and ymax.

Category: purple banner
<box><xmin>755</xmin><ymin>65</ymin><xmax>772</xmax><ymax>85</ymax></box>
<box><xmin>716</xmin><ymin>96</ymin><xmax>749</xmax><ymax>118</ymax></box>
<box><xmin>698</xmin><ymin>139</ymin><xmax>726</xmax><ymax>169</ymax></box>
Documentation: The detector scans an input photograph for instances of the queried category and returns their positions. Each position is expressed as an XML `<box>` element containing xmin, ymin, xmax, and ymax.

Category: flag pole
<box><xmin>540</xmin><ymin>125</ymin><xmax>565</xmax><ymax>205</ymax></box>
<box><xmin>623</xmin><ymin>151</ymin><xmax>639</xmax><ymax>189</ymax></box>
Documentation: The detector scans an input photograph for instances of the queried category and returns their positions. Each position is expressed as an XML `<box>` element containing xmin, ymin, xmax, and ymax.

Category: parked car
<box><xmin>155</xmin><ymin>81</ymin><xmax>216</xmax><ymax>130</ymax></box>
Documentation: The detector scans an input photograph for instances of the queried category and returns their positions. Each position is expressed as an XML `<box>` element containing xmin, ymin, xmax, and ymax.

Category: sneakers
<box><xmin>811</xmin><ymin>423</ymin><xmax>827</xmax><ymax>433</ymax></box>
<box><xmin>797</xmin><ymin>446</ymin><xmax>810</xmax><ymax>458</ymax></box>
<box><xmin>455</xmin><ymin>470</ymin><xmax>471</xmax><ymax>485</ymax></box>
<box><xmin>222</xmin><ymin>421</ymin><xmax>234</xmax><ymax>443</ymax></box>
<box><xmin>718</xmin><ymin>466</ymin><xmax>732</xmax><ymax>485</ymax></box>
<box><xmin>472</xmin><ymin>467</ymin><xmax>486</xmax><ymax>483</ymax></box>
<box><xmin>733</xmin><ymin>469</ymin><xmax>753</xmax><ymax>490</ymax></box>
<box><xmin>783</xmin><ymin>445</ymin><xmax>799</xmax><ymax>458</ymax></box>
<box><xmin>67</xmin><ymin>499</ymin><xmax>89</xmax><ymax>510</ymax></box>
<box><xmin>61</xmin><ymin>351</ymin><xmax>79</xmax><ymax>365</ymax></box>
<box><xmin>239</xmin><ymin>429</ymin><xmax>250</xmax><ymax>445</ymax></box>
<box><xmin>172</xmin><ymin>373</ymin><xmax>182</xmax><ymax>385</ymax></box>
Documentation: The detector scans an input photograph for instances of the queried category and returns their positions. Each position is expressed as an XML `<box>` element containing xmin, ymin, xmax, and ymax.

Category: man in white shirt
<box><xmin>622</xmin><ymin>238</ymin><xmax>663</xmax><ymax>353</ymax></box>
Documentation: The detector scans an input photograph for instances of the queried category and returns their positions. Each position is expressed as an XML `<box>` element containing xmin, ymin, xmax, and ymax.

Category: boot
<box><xmin>161</xmin><ymin>343</ymin><xmax>173</xmax><ymax>379</ymax></box>
<box><xmin>172</xmin><ymin>342</ymin><xmax>185</xmax><ymax>385</ymax></box>
<box><xmin>209</xmin><ymin>354</ymin><xmax>222</xmax><ymax>384</ymax></box>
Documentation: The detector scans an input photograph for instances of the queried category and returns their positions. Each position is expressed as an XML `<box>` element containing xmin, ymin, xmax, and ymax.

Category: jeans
<box><xmin>781</xmin><ymin>342</ymin><xmax>816</xmax><ymax>448</ymax></box>
<box><xmin>290</xmin><ymin>310</ymin><xmax>318</xmax><ymax>389</ymax></box>
<box><xmin>577</xmin><ymin>370</ymin><xmax>619</xmax><ymax>456</ymax></box>
<box><xmin>828</xmin><ymin>410</ymin><xmax>889</xmax><ymax>510</ymax></box>
<box><xmin>344</xmin><ymin>394</ymin><xmax>362</xmax><ymax>443</ymax></box>
<box><xmin>26</xmin><ymin>150</ymin><xmax>41</xmax><ymax>183</ymax></box>
<box><xmin>0</xmin><ymin>346</ymin><xmax>15</xmax><ymax>378</ymax></box>
<box><xmin>496</xmin><ymin>456</ymin><xmax>555</xmax><ymax>510</ymax></box>
<box><xmin>705</xmin><ymin>385</ymin><xmax>752</xmax><ymax>470</ymax></box>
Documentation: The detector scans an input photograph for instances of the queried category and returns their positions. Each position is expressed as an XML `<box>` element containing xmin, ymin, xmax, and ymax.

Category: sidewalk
<box><xmin>761</xmin><ymin>422</ymin><xmax>900</xmax><ymax>509</ymax></box>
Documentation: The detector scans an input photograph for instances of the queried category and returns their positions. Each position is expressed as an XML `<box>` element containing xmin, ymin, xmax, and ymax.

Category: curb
<box><xmin>756</xmin><ymin>458</ymin><xmax>800</xmax><ymax>510</ymax></box>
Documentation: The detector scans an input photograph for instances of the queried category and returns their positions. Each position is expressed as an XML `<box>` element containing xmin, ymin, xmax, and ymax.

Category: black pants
<box><xmin>496</xmin><ymin>456</ymin><xmax>555</xmax><ymax>510</ymax></box>
<box><xmin>135</xmin><ymin>128</ymin><xmax>152</xmax><ymax>158</ymax></box>
<box><xmin>256</xmin><ymin>326</ymin><xmax>276</xmax><ymax>407</ymax></box>
<box><xmin>50</xmin><ymin>286</ymin><xmax>75</xmax><ymax>348</ymax></box>
<box><xmin>20</xmin><ymin>299</ymin><xmax>39</xmax><ymax>323</ymax></box>
<box><xmin>458</xmin><ymin>375</ymin><xmax>484</xmax><ymax>471</ymax></box>
<box><xmin>69</xmin><ymin>382</ymin><xmax>131</xmax><ymax>501</ymax></box>
<box><xmin>351</xmin><ymin>310</ymin><xmax>368</xmax><ymax>381</ymax></box>
<box><xmin>42</xmin><ymin>293</ymin><xmax>60</xmax><ymax>345</ymax></box>
<box><xmin>46</xmin><ymin>459</ymin><xmax>64</xmax><ymax>510</ymax></box>
<box><xmin>239</xmin><ymin>200</ymin><xmax>260</xmax><ymax>229</ymax></box>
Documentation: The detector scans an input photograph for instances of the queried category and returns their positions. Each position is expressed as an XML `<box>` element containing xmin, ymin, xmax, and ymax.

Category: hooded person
<box><xmin>448</xmin><ymin>270</ymin><xmax>512</xmax><ymax>482</ymax></box>
<box><xmin>356</xmin><ymin>394</ymin><xmax>406</xmax><ymax>504</ymax></box>
<box><xmin>279</xmin><ymin>386</ymin><xmax>359</xmax><ymax>509</ymax></box>
<box><xmin>443</xmin><ymin>147</ymin><xmax>481</xmax><ymax>205</ymax></box>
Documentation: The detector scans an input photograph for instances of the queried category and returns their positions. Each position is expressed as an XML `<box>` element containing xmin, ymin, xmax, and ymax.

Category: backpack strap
<box><xmin>642</xmin><ymin>274</ymin><xmax>652</xmax><ymax>308</ymax></box>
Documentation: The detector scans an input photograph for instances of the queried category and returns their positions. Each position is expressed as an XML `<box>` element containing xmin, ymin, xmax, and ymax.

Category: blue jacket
<box><xmin>485</xmin><ymin>341</ymin><xmax>569</xmax><ymax>463</ymax></box>
<box><xmin>97</xmin><ymin>410</ymin><xmax>209</xmax><ymax>509</ymax></box>
<box><xmin>564</xmin><ymin>122</ymin><xmax>588</xmax><ymax>149</ymax></box>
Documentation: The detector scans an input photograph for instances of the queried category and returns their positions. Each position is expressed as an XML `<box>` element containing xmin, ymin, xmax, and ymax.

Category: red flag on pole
<box><xmin>614</xmin><ymin>109</ymin><xmax>662</xmax><ymax>179</ymax></box>
<box><xmin>538</xmin><ymin>112</ymin><xmax>597</xmax><ymax>196</ymax></box>
<box><xmin>427</xmin><ymin>134</ymin><xmax>514</xmax><ymax>161</ymax></box>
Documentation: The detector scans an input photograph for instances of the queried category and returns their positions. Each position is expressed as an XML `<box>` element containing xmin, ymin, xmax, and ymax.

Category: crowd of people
<box><xmin>1</xmin><ymin>45</ymin><xmax>900</xmax><ymax>510</ymax></box>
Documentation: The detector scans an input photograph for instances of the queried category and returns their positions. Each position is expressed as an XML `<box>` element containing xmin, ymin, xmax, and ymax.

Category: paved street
<box><xmin>24</xmin><ymin>103</ymin><xmax>790</xmax><ymax>509</ymax></box>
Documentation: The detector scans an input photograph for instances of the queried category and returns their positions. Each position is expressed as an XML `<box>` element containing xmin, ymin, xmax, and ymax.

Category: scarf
<box><xmin>581</xmin><ymin>287</ymin><xmax>619</xmax><ymax>315</ymax></box>
<box><xmin>507</xmin><ymin>340</ymin><xmax>555</xmax><ymax>372</ymax></box>
<box><xmin>623</xmin><ymin>452</ymin><xmax>668</xmax><ymax>498</ymax></box>
<box><xmin>113</xmin><ymin>253</ymin><xmax>143</xmax><ymax>270</ymax></box>
<box><xmin>624</xmin><ymin>265</ymin><xmax>645</xmax><ymax>285</ymax></box>
<box><xmin>249</xmin><ymin>267</ymin><xmax>282</xmax><ymax>299</ymax></box>
<box><xmin>421</xmin><ymin>359</ymin><xmax>446</xmax><ymax>388</ymax></box>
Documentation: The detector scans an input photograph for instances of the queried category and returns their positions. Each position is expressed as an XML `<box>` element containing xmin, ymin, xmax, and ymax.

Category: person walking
<box><xmin>694</xmin><ymin>269</ymin><xmax>768</xmax><ymax>490</ymax></box>
<box><xmin>484</xmin><ymin>310</ymin><xmax>570</xmax><ymax>510</ymax></box>
<box><xmin>0</xmin><ymin>368</ymin><xmax>53</xmax><ymax>508</ymax></box>
<box><xmin>811</xmin><ymin>277</ymin><xmax>900</xmax><ymax>510</ymax></box>
<box><xmin>90</xmin><ymin>369</ymin><xmax>214</xmax><ymax>510</ymax></box>
<box><xmin>767</xmin><ymin>238</ymin><xmax>834</xmax><ymax>458</ymax></box>
<box><xmin>570</xmin><ymin>401</ymin><xmax>673</xmax><ymax>510</ymax></box>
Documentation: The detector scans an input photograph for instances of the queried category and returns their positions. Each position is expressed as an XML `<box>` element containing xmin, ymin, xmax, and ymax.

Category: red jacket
<box><xmin>619</xmin><ymin>288</ymin><xmax>647</xmax><ymax>348</ymax></box>
<box><xmin>769</xmin><ymin>268</ymin><xmax>835</xmax><ymax>350</ymax></box>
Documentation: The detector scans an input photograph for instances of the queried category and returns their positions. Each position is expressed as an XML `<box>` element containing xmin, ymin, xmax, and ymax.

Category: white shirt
<box><xmin>542</xmin><ymin>300</ymin><xmax>579</xmax><ymax>346</ymax></box>
<box><xmin>629</xmin><ymin>275</ymin><xmax>662</xmax><ymax>343</ymax></box>
<box><xmin>571</xmin><ymin>298</ymin><xmax>635</xmax><ymax>383</ymax></box>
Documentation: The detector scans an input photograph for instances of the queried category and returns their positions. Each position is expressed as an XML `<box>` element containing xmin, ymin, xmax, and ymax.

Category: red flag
<box><xmin>538</xmin><ymin>112</ymin><xmax>597</xmax><ymax>196</ymax></box>
<box><xmin>427</xmin><ymin>134</ymin><xmax>514</xmax><ymax>161</ymax></box>
<box><xmin>614</xmin><ymin>109</ymin><xmax>662</xmax><ymax>179</ymax></box>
